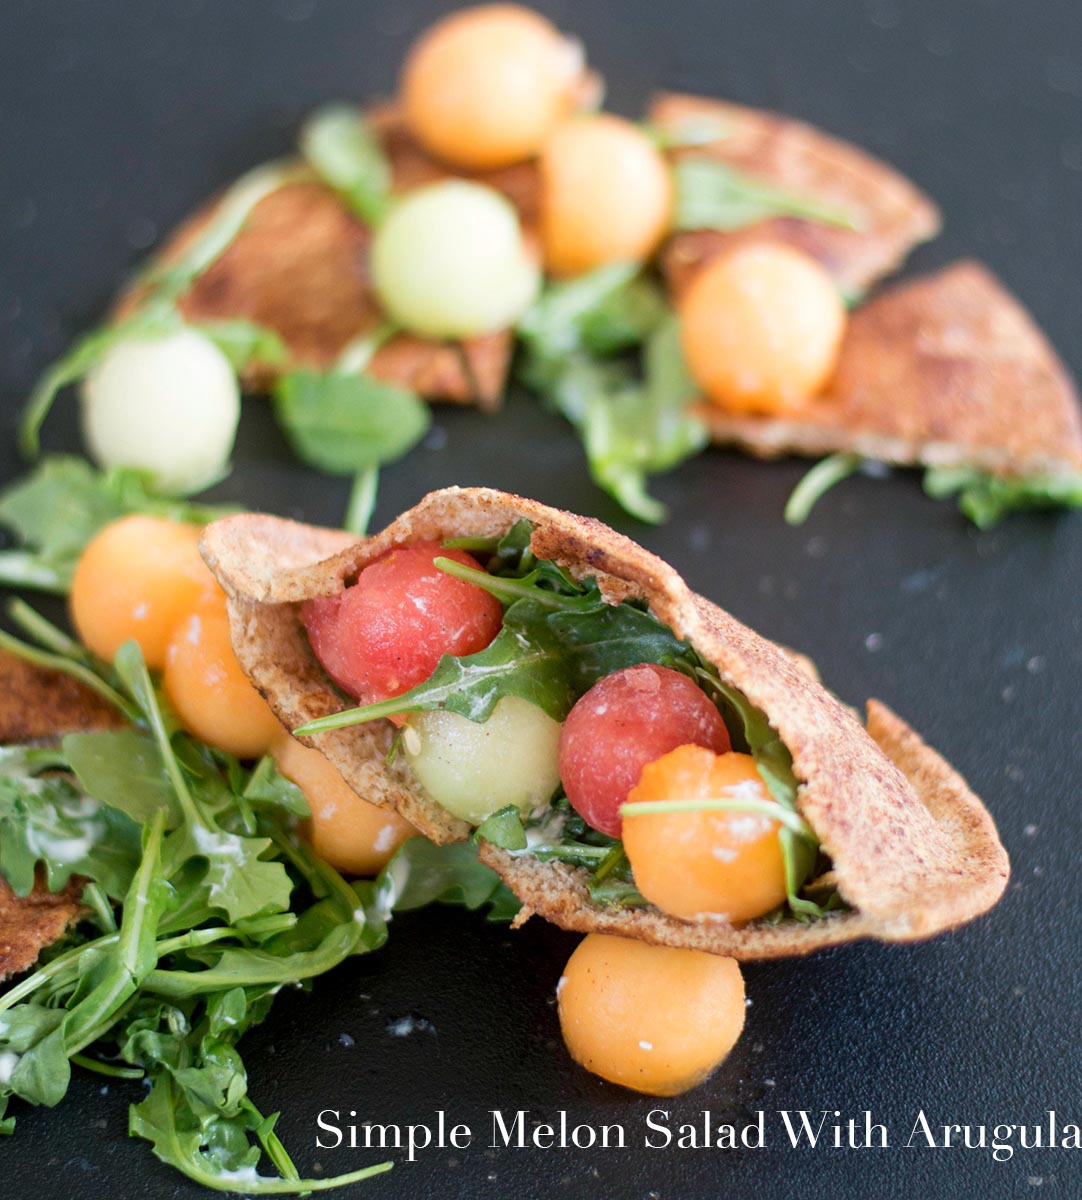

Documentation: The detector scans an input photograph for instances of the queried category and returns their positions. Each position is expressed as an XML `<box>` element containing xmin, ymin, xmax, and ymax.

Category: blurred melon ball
<box><xmin>402</xmin><ymin>4</ymin><xmax>583</xmax><ymax>169</ymax></box>
<box><xmin>371</xmin><ymin>180</ymin><xmax>540</xmax><ymax>339</ymax></box>
<box><xmin>81</xmin><ymin>328</ymin><xmax>240</xmax><ymax>495</ymax></box>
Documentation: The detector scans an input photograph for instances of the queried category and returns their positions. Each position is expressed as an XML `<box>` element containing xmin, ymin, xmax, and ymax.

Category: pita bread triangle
<box><xmin>692</xmin><ymin>260</ymin><xmax>1082</xmax><ymax>478</ymax></box>
<box><xmin>201</xmin><ymin>488</ymin><xmax>1009</xmax><ymax>960</ymax></box>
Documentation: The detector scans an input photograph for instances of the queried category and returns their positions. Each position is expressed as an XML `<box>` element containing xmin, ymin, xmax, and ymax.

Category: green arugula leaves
<box><xmin>0</xmin><ymin>457</ymin><xmax>237</xmax><ymax>594</ymax></box>
<box><xmin>672</xmin><ymin>157</ymin><xmax>861</xmax><ymax>233</ymax></box>
<box><xmin>272</xmin><ymin>368</ymin><xmax>430</xmax><ymax>475</ymax></box>
<box><xmin>785</xmin><ymin>454</ymin><xmax>1082</xmax><ymax>528</ymax></box>
<box><xmin>923</xmin><ymin>464</ymin><xmax>1082</xmax><ymax>528</ymax></box>
<box><xmin>517</xmin><ymin>265</ymin><xmax>707</xmax><ymax>523</ymax></box>
<box><xmin>299</xmin><ymin>104</ymin><xmax>393</xmax><ymax>227</ymax></box>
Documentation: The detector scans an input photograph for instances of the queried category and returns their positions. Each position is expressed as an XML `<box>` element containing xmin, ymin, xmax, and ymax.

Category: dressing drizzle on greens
<box><xmin>297</xmin><ymin>520</ymin><xmax>841</xmax><ymax>922</ymax></box>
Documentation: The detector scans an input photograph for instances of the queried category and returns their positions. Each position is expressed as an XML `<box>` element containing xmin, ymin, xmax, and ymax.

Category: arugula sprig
<box><xmin>785</xmin><ymin>454</ymin><xmax>1082</xmax><ymax>528</ymax></box>
<box><xmin>672</xmin><ymin>157</ymin><xmax>862</xmax><ymax>233</ymax></box>
<box><xmin>299</xmin><ymin>104</ymin><xmax>392</xmax><ymax>227</ymax></box>
<box><xmin>0</xmin><ymin>457</ymin><xmax>237</xmax><ymax>595</ymax></box>
<box><xmin>517</xmin><ymin>266</ymin><xmax>707</xmax><ymax>523</ymax></box>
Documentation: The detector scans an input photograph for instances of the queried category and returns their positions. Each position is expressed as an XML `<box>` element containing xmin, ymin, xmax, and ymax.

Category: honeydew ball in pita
<box><xmin>680</xmin><ymin>242</ymin><xmax>846</xmax><ymax>415</ymax></box>
<box><xmin>371</xmin><ymin>180</ymin><xmax>540</xmax><ymax>339</ymax></box>
<box><xmin>558</xmin><ymin>933</ymin><xmax>746</xmax><ymax>1096</ymax></box>
<box><xmin>402</xmin><ymin>695</ymin><xmax>561</xmax><ymax>825</ymax></box>
<box><xmin>402</xmin><ymin>5</ymin><xmax>583</xmax><ymax>169</ymax></box>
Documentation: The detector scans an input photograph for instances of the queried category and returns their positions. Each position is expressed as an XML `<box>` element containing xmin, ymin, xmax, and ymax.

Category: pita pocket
<box><xmin>201</xmin><ymin>488</ymin><xmax>1008</xmax><ymax>961</ymax></box>
<box><xmin>697</xmin><ymin>260</ymin><xmax>1082</xmax><ymax>480</ymax></box>
<box><xmin>652</xmin><ymin>91</ymin><xmax>941</xmax><ymax>302</ymax></box>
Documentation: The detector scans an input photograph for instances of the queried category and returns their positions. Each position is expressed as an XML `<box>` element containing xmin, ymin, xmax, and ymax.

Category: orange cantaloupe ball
<box><xmin>402</xmin><ymin>4</ymin><xmax>581</xmax><ymax>169</ymax></box>
<box><xmin>540</xmin><ymin>114</ymin><xmax>673</xmax><ymax>276</ymax></box>
<box><xmin>163</xmin><ymin>591</ymin><xmax>282</xmax><ymax>759</ymax></box>
<box><xmin>622</xmin><ymin>746</ymin><xmax>789</xmax><ymax>922</ymax></box>
<box><xmin>272</xmin><ymin>732</ymin><xmax>414</xmax><ymax>876</ymax></box>
<box><xmin>679</xmin><ymin>242</ymin><xmax>847</xmax><ymax>414</ymax></box>
<box><xmin>70</xmin><ymin>515</ymin><xmax>215</xmax><ymax>668</ymax></box>
<box><xmin>558</xmin><ymin>933</ymin><xmax>746</xmax><ymax>1096</ymax></box>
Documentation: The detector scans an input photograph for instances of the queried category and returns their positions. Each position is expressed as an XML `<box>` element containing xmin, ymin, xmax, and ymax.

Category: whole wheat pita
<box><xmin>651</xmin><ymin>90</ymin><xmax>941</xmax><ymax>301</ymax></box>
<box><xmin>201</xmin><ymin>488</ymin><xmax>1009</xmax><ymax>960</ymax></box>
<box><xmin>695</xmin><ymin>260</ymin><xmax>1082</xmax><ymax>478</ymax></box>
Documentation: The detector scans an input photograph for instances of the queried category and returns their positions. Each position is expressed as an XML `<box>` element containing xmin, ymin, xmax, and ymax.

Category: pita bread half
<box><xmin>651</xmin><ymin>91</ymin><xmax>941</xmax><ymax>301</ymax></box>
<box><xmin>202</xmin><ymin>489</ymin><xmax>1008</xmax><ymax>959</ymax></box>
<box><xmin>696</xmin><ymin>260</ymin><xmax>1082</xmax><ymax>477</ymax></box>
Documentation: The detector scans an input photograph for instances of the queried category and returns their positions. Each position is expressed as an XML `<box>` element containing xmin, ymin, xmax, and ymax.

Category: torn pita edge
<box><xmin>651</xmin><ymin>90</ymin><xmax>941</xmax><ymax>300</ymax></box>
<box><xmin>201</xmin><ymin>489</ymin><xmax>1008</xmax><ymax>959</ymax></box>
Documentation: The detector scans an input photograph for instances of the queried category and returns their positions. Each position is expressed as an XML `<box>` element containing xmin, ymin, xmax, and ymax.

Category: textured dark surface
<box><xmin>2</xmin><ymin>1</ymin><xmax>1081</xmax><ymax>1197</ymax></box>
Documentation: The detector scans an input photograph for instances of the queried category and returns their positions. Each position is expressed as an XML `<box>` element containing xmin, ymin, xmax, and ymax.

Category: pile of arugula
<box><xmin>296</xmin><ymin>521</ymin><xmax>836</xmax><ymax>922</ymax></box>
<box><xmin>0</xmin><ymin>465</ymin><xmax>514</xmax><ymax>1191</ymax></box>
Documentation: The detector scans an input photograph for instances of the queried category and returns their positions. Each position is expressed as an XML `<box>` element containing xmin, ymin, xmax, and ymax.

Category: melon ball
<box><xmin>81</xmin><ymin>328</ymin><xmax>240</xmax><ymax>495</ymax></box>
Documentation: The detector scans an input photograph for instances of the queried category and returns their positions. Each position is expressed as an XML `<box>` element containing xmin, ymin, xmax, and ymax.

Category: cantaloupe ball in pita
<box><xmin>680</xmin><ymin>242</ymin><xmax>846</xmax><ymax>414</ymax></box>
<box><xmin>558</xmin><ymin>933</ymin><xmax>745</xmax><ymax>1096</ymax></box>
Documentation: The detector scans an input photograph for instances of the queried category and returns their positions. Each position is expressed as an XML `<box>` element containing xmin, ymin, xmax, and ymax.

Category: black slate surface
<box><xmin>1</xmin><ymin>2</ymin><xmax>1081</xmax><ymax>1197</ymax></box>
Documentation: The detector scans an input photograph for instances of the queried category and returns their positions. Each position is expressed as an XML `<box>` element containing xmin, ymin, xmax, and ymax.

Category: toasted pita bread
<box><xmin>112</xmin><ymin>105</ymin><xmax>543</xmax><ymax>409</ymax></box>
<box><xmin>651</xmin><ymin>91</ymin><xmax>941</xmax><ymax>300</ymax></box>
<box><xmin>696</xmin><ymin>260</ymin><xmax>1082</xmax><ymax>477</ymax></box>
<box><xmin>0</xmin><ymin>649</ymin><xmax>125</xmax><ymax>980</ymax></box>
<box><xmin>201</xmin><ymin>488</ymin><xmax>1008</xmax><ymax>960</ymax></box>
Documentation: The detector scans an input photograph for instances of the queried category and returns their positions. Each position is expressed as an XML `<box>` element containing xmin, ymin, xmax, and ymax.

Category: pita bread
<box><xmin>696</xmin><ymin>260</ymin><xmax>1082</xmax><ymax>476</ymax></box>
<box><xmin>0</xmin><ymin>649</ymin><xmax>125</xmax><ymax>980</ymax></box>
<box><xmin>112</xmin><ymin>104</ymin><xmax>543</xmax><ymax>409</ymax></box>
<box><xmin>201</xmin><ymin>488</ymin><xmax>1008</xmax><ymax>960</ymax></box>
<box><xmin>651</xmin><ymin>91</ymin><xmax>941</xmax><ymax>300</ymax></box>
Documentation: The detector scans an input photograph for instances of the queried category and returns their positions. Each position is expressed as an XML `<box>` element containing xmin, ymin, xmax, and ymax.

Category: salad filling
<box><xmin>294</xmin><ymin>520</ymin><xmax>839</xmax><ymax>925</ymax></box>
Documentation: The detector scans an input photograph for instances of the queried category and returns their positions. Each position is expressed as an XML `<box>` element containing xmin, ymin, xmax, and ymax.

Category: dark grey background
<box><xmin>2</xmin><ymin>1</ymin><xmax>1081</xmax><ymax>1197</ymax></box>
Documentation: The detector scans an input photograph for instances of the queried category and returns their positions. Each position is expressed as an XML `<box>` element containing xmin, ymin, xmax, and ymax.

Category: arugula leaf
<box><xmin>0</xmin><ymin>457</ymin><xmax>236</xmax><ymax>594</ymax></box>
<box><xmin>474</xmin><ymin>806</ymin><xmax>528</xmax><ymax>851</ymax></box>
<box><xmin>299</xmin><ymin>104</ymin><xmax>392</xmax><ymax>227</ymax></box>
<box><xmin>376</xmin><ymin>836</ymin><xmax>518</xmax><ymax>920</ymax></box>
<box><xmin>672</xmin><ymin>157</ymin><xmax>861</xmax><ymax>232</ymax></box>
<box><xmin>272</xmin><ymin>369</ymin><xmax>431</xmax><ymax>475</ymax></box>
<box><xmin>923</xmin><ymin>464</ymin><xmax>1082</xmax><ymax>528</ymax></box>
<box><xmin>0</xmin><ymin>769</ymin><xmax>142</xmax><ymax>900</ymax></box>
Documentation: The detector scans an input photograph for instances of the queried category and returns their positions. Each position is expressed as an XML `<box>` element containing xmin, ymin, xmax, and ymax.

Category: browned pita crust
<box><xmin>201</xmin><ymin>488</ymin><xmax>1008</xmax><ymax>959</ymax></box>
<box><xmin>0</xmin><ymin>649</ymin><xmax>126</xmax><ymax>980</ymax></box>
<box><xmin>696</xmin><ymin>260</ymin><xmax>1082</xmax><ymax>476</ymax></box>
<box><xmin>651</xmin><ymin>91</ymin><xmax>941</xmax><ymax>300</ymax></box>
<box><xmin>0</xmin><ymin>648</ymin><xmax>125</xmax><ymax>745</ymax></box>
<box><xmin>0</xmin><ymin>874</ymin><xmax>85</xmax><ymax>984</ymax></box>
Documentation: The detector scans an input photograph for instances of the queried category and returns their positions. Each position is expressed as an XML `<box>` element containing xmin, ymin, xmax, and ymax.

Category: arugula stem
<box><xmin>784</xmin><ymin>452</ymin><xmax>863</xmax><ymax>526</ymax></box>
<box><xmin>433</xmin><ymin>556</ymin><xmax>578</xmax><ymax>610</ymax></box>
<box><xmin>620</xmin><ymin>796</ymin><xmax>817</xmax><ymax>840</ymax></box>
<box><xmin>81</xmin><ymin>881</ymin><xmax>118</xmax><ymax>934</ymax></box>
<box><xmin>0</xmin><ymin>551</ymin><xmax>68</xmax><ymax>593</ymax></box>
<box><xmin>241</xmin><ymin>1099</ymin><xmax>301</xmax><ymax>1183</ymax></box>
<box><xmin>0</xmin><ymin>628</ymin><xmax>139</xmax><ymax>723</ymax></box>
<box><xmin>334</xmin><ymin>322</ymin><xmax>397</xmax><ymax>375</ymax></box>
<box><xmin>71</xmin><ymin>1054</ymin><xmax>144</xmax><ymax>1081</ymax></box>
<box><xmin>343</xmin><ymin>465</ymin><xmax>379</xmax><ymax>537</ymax></box>
<box><xmin>0</xmin><ymin>932</ymin><xmax>120</xmax><ymax>1012</ymax></box>
<box><xmin>8</xmin><ymin>597</ymin><xmax>86</xmax><ymax>658</ymax></box>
